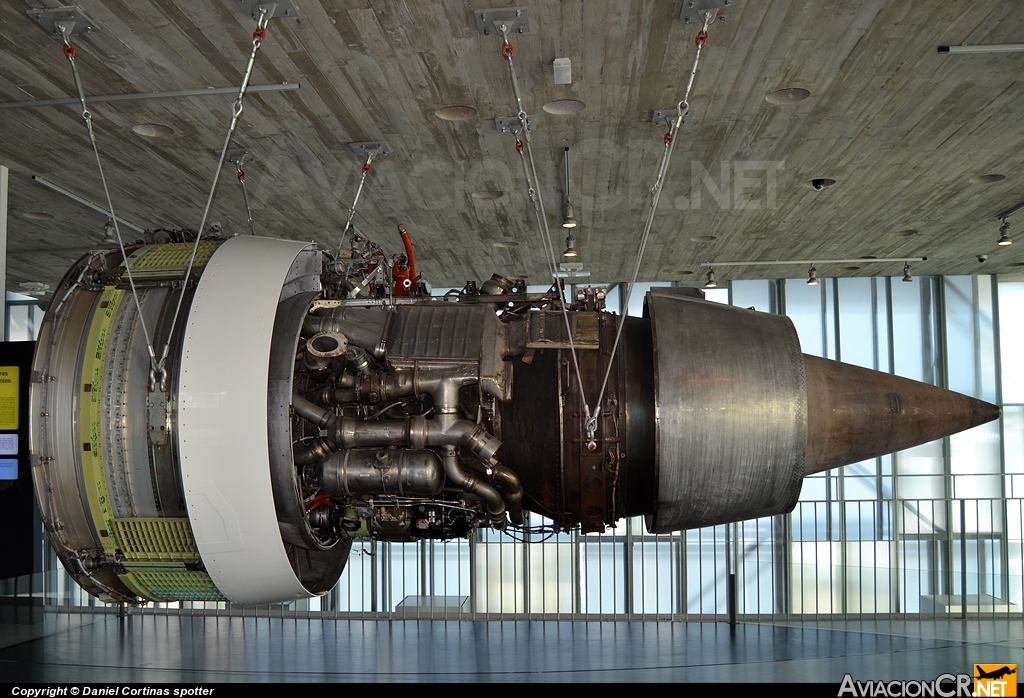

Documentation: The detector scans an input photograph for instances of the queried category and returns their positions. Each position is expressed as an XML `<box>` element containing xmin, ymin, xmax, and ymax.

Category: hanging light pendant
<box><xmin>807</xmin><ymin>265</ymin><xmax>818</xmax><ymax>286</ymax></box>
<box><xmin>562</xmin><ymin>147</ymin><xmax>578</xmax><ymax>229</ymax></box>
<box><xmin>705</xmin><ymin>268</ymin><xmax>717</xmax><ymax>288</ymax></box>
<box><xmin>562</xmin><ymin>203</ymin><xmax>577</xmax><ymax>229</ymax></box>
<box><xmin>902</xmin><ymin>262</ymin><xmax>913</xmax><ymax>282</ymax></box>
<box><xmin>563</xmin><ymin>231</ymin><xmax>578</xmax><ymax>259</ymax></box>
<box><xmin>998</xmin><ymin>218</ymin><xmax>1013</xmax><ymax>246</ymax></box>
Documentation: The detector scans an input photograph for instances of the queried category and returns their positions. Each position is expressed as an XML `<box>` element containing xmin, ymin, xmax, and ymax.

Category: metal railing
<box><xmin>5</xmin><ymin>497</ymin><xmax>1020</xmax><ymax>621</ymax></box>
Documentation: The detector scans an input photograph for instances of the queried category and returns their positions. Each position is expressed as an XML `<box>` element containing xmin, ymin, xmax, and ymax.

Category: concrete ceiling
<box><xmin>2</xmin><ymin>0</ymin><xmax>1024</xmax><ymax>295</ymax></box>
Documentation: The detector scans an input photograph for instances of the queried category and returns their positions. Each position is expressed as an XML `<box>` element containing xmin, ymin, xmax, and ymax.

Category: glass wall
<box><xmin>5</xmin><ymin>291</ymin><xmax>46</xmax><ymax>341</ymax></box>
<box><xmin>20</xmin><ymin>276</ymin><xmax>1024</xmax><ymax>619</ymax></box>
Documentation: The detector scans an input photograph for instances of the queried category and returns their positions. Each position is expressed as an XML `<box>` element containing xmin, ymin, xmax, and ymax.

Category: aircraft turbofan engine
<box><xmin>30</xmin><ymin>236</ymin><xmax>999</xmax><ymax>604</ymax></box>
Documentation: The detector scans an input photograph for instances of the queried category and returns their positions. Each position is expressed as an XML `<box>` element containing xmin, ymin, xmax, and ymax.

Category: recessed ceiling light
<box><xmin>132</xmin><ymin>123</ymin><xmax>175</xmax><ymax>138</ymax></box>
<box><xmin>492</xmin><ymin>240</ymin><xmax>519</xmax><ymax>249</ymax></box>
<box><xmin>542</xmin><ymin>99</ymin><xmax>587</xmax><ymax>115</ymax></box>
<box><xmin>678</xmin><ymin>269</ymin><xmax>694</xmax><ymax>275</ymax></box>
<box><xmin>471</xmin><ymin>190</ymin><xmax>504</xmax><ymax>200</ymax></box>
<box><xmin>765</xmin><ymin>88</ymin><xmax>811</xmax><ymax>104</ymax></box>
<box><xmin>434</xmin><ymin>106</ymin><xmax>478</xmax><ymax>121</ymax></box>
<box><xmin>859</xmin><ymin>255</ymin><xmax>878</xmax><ymax>259</ymax></box>
<box><xmin>840</xmin><ymin>265</ymin><xmax>862</xmax><ymax>271</ymax></box>
<box><xmin>22</xmin><ymin>211</ymin><xmax>55</xmax><ymax>221</ymax></box>
<box><xmin>891</xmin><ymin>229</ymin><xmax>919</xmax><ymax>237</ymax></box>
<box><xmin>690</xmin><ymin>235</ymin><xmax>717</xmax><ymax>242</ymax></box>
<box><xmin>970</xmin><ymin>174</ymin><xmax>1006</xmax><ymax>184</ymax></box>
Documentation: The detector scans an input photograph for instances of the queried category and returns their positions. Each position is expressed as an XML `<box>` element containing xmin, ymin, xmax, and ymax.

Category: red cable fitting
<box><xmin>696</xmin><ymin>30</ymin><xmax>708</xmax><ymax>47</ymax></box>
<box><xmin>515</xmin><ymin>139</ymin><xmax>525</xmax><ymax>153</ymax></box>
<box><xmin>501</xmin><ymin>41</ymin><xmax>514</xmax><ymax>59</ymax></box>
<box><xmin>361</xmin><ymin>163</ymin><xmax>372</xmax><ymax>175</ymax></box>
<box><xmin>62</xmin><ymin>42</ymin><xmax>76</xmax><ymax>59</ymax></box>
<box><xmin>664</xmin><ymin>133</ymin><xmax>674</xmax><ymax>146</ymax></box>
<box><xmin>253</xmin><ymin>26</ymin><xmax>267</xmax><ymax>45</ymax></box>
<box><xmin>587</xmin><ymin>442</ymin><xmax>598</xmax><ymax>452</ymax></box>
<box><xmin>237</xmin><ymin>169</ymin><xmax>246</xmax><ymax>182</ymax></box>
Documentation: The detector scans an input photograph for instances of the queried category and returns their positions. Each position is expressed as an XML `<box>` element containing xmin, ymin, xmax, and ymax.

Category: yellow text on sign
<box><xmin>0</xmin><ymin>366</ymin><xmax>19</xmax><ymax>430</ymax></box>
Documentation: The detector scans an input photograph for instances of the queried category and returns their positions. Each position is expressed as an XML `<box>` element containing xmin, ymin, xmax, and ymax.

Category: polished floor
<box><xmin>0</xmin><ymin>606</ymin><xmax>1022</xmax><ymax>682</ymax></box>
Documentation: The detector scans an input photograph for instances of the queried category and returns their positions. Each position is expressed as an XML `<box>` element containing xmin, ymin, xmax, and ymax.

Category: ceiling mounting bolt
<box><xmin>517</xmin><ymin>27</ymin><xmax>524</xmax><ymax>33</ymax></box>
<box><xmin>688</xmin><ymin>2</ymin><xmax>695</xmax><ymax>7</ymax></box>
<box><xmin>516</xmin><ymin>9</ymin><xmax>522</xmax><ymax>17</ymax></box>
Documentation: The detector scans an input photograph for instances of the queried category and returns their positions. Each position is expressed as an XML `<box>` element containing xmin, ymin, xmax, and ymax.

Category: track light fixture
<box><xmin>998</xmin><ymin>218</ymin><xmax>1013</xmax><ymax>246</ymax></box>
<box><xmin>562</xmin><ymin>231</ymin><xmax>578</xmax><ymax>259</ymax></box>
<box><xmin>902</xmin><ymin>262</ymin><xmax>913</xmax><ymax>282</ymax></box>
<box><xmin>807</xmin><ymin>266</ymin><xmax>818</xmax><ymax>286</ymax></box>
<box><xmin>705</xmin><ymin>268</ymin><xmax>717</xmax><ymax>288</ymax></box>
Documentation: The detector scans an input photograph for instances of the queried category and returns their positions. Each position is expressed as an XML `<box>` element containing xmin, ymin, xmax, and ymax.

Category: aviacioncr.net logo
<box><xmin>838</xmin><ymin>673</ymin><xmax>973</xmax><ymax>697</ymax></box>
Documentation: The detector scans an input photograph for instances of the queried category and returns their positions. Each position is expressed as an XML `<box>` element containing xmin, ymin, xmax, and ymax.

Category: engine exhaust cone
<box><xmin>803</xmin><ymin>354</ymin><xmax>1000</xmax><ymax>474</ymax></box>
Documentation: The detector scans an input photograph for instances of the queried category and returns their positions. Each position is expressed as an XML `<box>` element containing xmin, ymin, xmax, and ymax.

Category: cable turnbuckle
<box><xmin>515</xmin><ymin>139</ymin><xmax>525</xmax><ymax>153</ymax></box>
<box><xmin>663</xmin><ymin>133</ymin><xmax>674</xmax><ymax>146</ymax></box>
<box><xmin>361</xmin><ymin>162</ymin><xmax>372</xmax><ymax>175</ymax></box>
<box><xmin>62</xmin><ymin>42</ymin><xmax>76</xmax><ymax>59</ymax></box>
<box><xmin>253</xmin><ymin>26</ymin><xmax>267</xmax><ymax>45</ymax></box>
<box><xmin>501</xmin><ymin>41</ymin><xmax>514</xmax><ymax>59</ymax></box>
<box><xmin>696</xmin><ymin>29</ymin><xmax>709</xmax><ymax>47</ymax></box>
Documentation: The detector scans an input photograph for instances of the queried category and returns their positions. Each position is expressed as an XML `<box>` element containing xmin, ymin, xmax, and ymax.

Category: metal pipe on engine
<box><xmin>320</xmin><ymin>448</ymin><xmax>444</xmax><ymax>497</ymax></box>
<box><xmin>492</xmin><ymin>466</ymin><xmax>523</xmax><ymax>526</ymax></box>
<box><xmin>440</xmin><ymin>448</ymin><xmax>506</xmax><ymax>527</ymax></box>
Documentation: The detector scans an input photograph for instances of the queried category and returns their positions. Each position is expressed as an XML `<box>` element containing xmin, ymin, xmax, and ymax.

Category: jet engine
<box><xmin>30</xmin><ymin>235</ymin><xmax>999</xmax><ymax>604</ymax></box>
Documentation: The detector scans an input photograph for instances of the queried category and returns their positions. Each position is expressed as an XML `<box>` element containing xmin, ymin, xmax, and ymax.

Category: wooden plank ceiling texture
<box><xmin>0</xmin><ymin>0</ymin><xmax>1022</xmax><ymax>293</ymax></box>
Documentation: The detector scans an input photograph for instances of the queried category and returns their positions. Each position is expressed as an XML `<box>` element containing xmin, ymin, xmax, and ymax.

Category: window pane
<box><xmin>785</xmin><ymin>278</ymin><xmax>825</xmax><ymax>357</ymax></box>
<box><xmin>731</xmin><ymin>279</ymin><xmax>772</xmax><ymax>313</ymax></box>
<box><xmin>7</xmin><ymin>305</ymin><xmax>30</xmax><ymax>342</ymax></box>
<box><xmin>999</xmin><ymin>280</ymin><xmax>1024</xmax><ymax>402</ymax></box>
<box><xmin>837</xmin><ymin>277</ymin><xmax>874</xmax><ymax>369</ymax></box>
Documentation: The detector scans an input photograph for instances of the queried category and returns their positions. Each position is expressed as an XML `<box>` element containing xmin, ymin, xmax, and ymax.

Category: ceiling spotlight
<box><xmin>562</xmin><ymin>203</ymin><xmax>577</xmax><ymax>229</ymax></box>
<box><xmin>902</xmin><ymin>262</ymin><xmax>913</xmax><ymax>282</ymax></box>
<box><xmin>806</xmin><ymin>266</ymin><xmax>818</xmax><ymax>286</ymax></box>
<box><xmin>705</xmin><ymin>268</ymin><xmax>717</xmax><ymax>288</ymax></box>
<box><xmin>998</xmin><ymin>218</ymin><xmax>1013</xmax><ymax>246</ymax></box>
<box><xmin>563</xmin><ymin>231</ymin><xmax>578</xmax><ymax>259</ymax></box>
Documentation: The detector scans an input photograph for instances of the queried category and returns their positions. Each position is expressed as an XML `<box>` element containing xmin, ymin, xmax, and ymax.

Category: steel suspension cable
<box><xmin>156</xmin><ymin>7</ymin><xmax>270</xmax><ymax>389</ymax></box>
<box><xmin>338</xmin><ymin>151</ymin><xmax>375</xmax><ymax>259</ymax></box>
<box><xmin>58</xmin><ymin>27</ymin><xmax>159</xmax><ymax>378</ymax></box>
<box><xmin>498</xmin><ymin>25</ymin><xmax>591</xmax><ymax>430</ymax></box>
<box><xmin>587</xmin><ymin>9</ymin><xmax>716</xmax><ymax>445</ymax></box>
<box><xmin>235</xmin><ymin>163</ymin><xmax>256</xmax><ymax>235</ymax></box>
